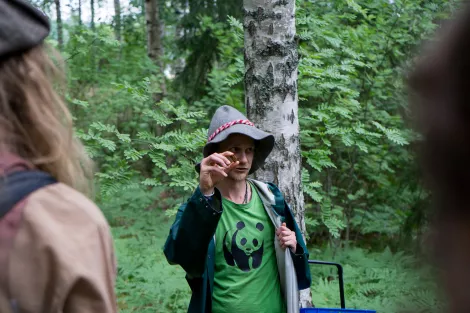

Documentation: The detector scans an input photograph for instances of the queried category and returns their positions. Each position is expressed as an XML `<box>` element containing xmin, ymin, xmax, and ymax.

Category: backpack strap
<box><xmin>0</xmin><ymin>171</ymin><xmax>57</xmax><ymax>219</ymax></box>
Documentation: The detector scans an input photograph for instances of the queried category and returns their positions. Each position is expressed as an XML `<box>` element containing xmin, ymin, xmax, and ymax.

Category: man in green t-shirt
<box><xmin>164</xmin><ymin>105</ymin><xmax>311</xmax><ymax>313</ymax></box>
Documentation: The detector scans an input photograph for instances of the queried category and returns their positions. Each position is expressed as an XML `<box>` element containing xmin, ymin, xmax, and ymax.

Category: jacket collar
<box><xmin>249</xmin><ymin>179</ymin><xmax>286</xmax><ymax>217</ymax></box>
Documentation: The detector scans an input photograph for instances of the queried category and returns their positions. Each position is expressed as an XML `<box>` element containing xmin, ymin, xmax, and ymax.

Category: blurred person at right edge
<box><xmin>409</xmin><ymin>2</ymin><xmax>470</xmax><ymax>313</ymax></box>
<box><xmin>0</xmin><ymin>0</ymin><xmax>117</xmax><ymax>312</ymax></box>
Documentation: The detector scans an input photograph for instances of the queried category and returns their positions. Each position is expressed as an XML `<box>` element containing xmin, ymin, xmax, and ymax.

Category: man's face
<box><xmin>218</xmin><ymin>134</ymin><xmax>255</xmax><ymax>181</ymax></box>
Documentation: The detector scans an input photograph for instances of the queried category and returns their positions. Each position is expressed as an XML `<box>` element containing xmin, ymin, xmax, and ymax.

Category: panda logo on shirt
<box><xmin>223</xmin><ymin>221</ymin><xmax>265</xmax><ymax>272</ymax></box>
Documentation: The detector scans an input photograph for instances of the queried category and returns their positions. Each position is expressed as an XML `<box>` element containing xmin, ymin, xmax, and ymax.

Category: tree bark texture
<box><xmin>78</xmin><ymin>0</ymin><xmax>82</xmax><ymax>26</ymax></box>
<box><xmin>90</xmin><ymin>0</ymin><xmax>95</xmax><ymax>30</ymax></box>
<box><xmin>145</xmin><ymin>0</ymin><xmax>166</xmax><ymax>100</ymax></box>
<box><xmin>54</xmin><ymin>0</ymin><xmax>63</xmax><ymax>50</ymax></box>
<box><xmin>243</xmin><ymin>0</ymin><xmax>313</xmax><ymax>307</ymax></box>
<box><xmin>114</xmin><ymin>0</ymin><xmax>122</xmax><ymax>41</ymax></box>
<box><xmin>89</xmin><ymin>0</ymin><xmax>96</xmax><ymax>74</ymax></box>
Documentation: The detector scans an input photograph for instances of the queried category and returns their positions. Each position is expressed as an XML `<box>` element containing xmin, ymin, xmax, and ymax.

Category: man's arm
<box><xmin>163</xmin><ymin>186</ymin><xmax>223</xmax><ymax>278</ymax></box>
<box><xmin>284</xmin><ymin>201</ymin><xmax>312</xmax><ymax>290</ymax></box>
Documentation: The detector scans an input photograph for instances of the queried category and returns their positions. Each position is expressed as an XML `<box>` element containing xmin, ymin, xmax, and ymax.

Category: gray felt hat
<box><xmin>196</xmin><ymin>105</ymin><xmax>274</xmax><ymax>174</ymax></box>
<box><xmin>0</xmin><ymin>0</ymin><xmax>50</xmax><ymax>59</ymax></box>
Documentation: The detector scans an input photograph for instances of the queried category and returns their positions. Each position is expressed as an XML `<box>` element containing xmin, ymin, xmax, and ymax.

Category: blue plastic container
<box><xmin>301</xmin><ymin>309</ymin><xmax>376</xmax><ymax>313</ymax></box>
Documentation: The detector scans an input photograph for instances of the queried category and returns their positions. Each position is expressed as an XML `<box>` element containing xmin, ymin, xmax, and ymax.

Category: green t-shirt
<box><xmin>212</xmin><ymin>182</ymin><xmax>286</xmax><ymax>313</ymax></box>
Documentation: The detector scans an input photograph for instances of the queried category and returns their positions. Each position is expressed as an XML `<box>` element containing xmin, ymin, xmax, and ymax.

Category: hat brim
<box><xmin>0</xmin><ymin>0</ymin><xmax>50</xmax><ymax>58</ymax></box>
<box><xmin>195</xmin><ymin>125</ymin><xmax>274</xmax><ymax>175</ymax></box>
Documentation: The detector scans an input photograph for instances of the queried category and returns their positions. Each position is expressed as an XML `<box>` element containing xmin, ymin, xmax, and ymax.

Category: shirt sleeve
<box><xmin>163</xmin><ymin>186</ymin><xmax>223</xmax><ymax>277</ymax></box>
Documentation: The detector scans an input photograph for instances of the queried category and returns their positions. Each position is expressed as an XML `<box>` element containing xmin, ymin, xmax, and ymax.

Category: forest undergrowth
<box><xmin>103</xmin><ymin>187</ymin><xmax>442</xmax><ymax>313</ymax></box>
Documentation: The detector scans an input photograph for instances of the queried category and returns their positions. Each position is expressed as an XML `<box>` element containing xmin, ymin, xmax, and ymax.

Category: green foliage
<box><xmin>75</xmin><ymin>80</ymin><xmax>207</xmax><ymax>207</ymax></box>
<box><xmin>41</xmin><ymin>0</ymin><xmax>459</xmax><ymax>311</ymax></box>
<box><xmin>295</xmin><ymin>0</ymin><xmax>456</xmax><ymax>248</ymax></box>
<box><xmin>108</xmin><ymin>197</ymin><xmax>443</xmax><ymax>313</ymax></box>
<box><xmin>101</xmin><ymin>188</ymin><xmax>190</xmax><ymax>312</ymax></box>
<box><xmin>309</xmin><ymin>247</ymin><xmax>444</xmax><ymax>313</ymax></box>
<box><xmin>174</xmin><ymin>0</ymin><xmax>243</xmax><ymax>100</ymax></box>
<box><xmin>59</xmin><ymin>0</ymin><xmax>457</xmax><ymax>249</ymax></box>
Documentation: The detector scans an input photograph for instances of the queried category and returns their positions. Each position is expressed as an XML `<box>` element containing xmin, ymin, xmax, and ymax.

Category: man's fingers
<box><xmin>210</xmin><ymin>166</ymin><xmax>228</xmax><ymax>177</ymax></box>
<box><xmin>280</xmin><ymin>235</ymin><xmax>295</xmax><ymax>244</ymax></box>
<box><xmin>228</xmin><ymin>161</ymin><xmax>239</xmax><ymax>169</ymax></box>
<box><xmin>279</xmin><ymin>226</ymin><xmax>289</xmax><ymax>232</ymax></box>
<box><xmin>206</xmin><ymin>154</ymin><xmax>231</xmax><ymax>167</ymax></box>
<box><xmin>280</xmin><ymin>242</ymin><xmax>295</xmax><ymax>249</ymax></box>
<box><xmin>220</xmin><ymin>151</ymin><xmax>235</xmax><ymax>158</ymax></box>
<box><xmin>276</xmin><ymin>226</ymin><xmax>290</xmax><ymax>235</ymax></box>
<box><xmin>283</xmin><ymin>240</ymin><xmax>296</xmax><ymax>247</ymax></box>
<box><xmin>218</xmin><ymin>152</ymin><xmax>238</xmax><ymax>165</ymax></box>
<box><xmin>204</xmin><ymin>157</ymin><xmax>225</xmax><ymax>168</ymax></box>
<box><xmin>202</xmin><ymin>152</ymin><xmax>239</xmax><ymax>175</ymax></box>
<box><xmin>222</xmin><ymin>161</ymin><xmax>239</xmax><ymax>174</ymax></box>
<box><xmin>277</xmin><ymin>230</ymin><xmax>292</xmax><ymax>238</ymax></box>
<box><xmin>281</xmin><ymin>236</ymin><xmax>296</xmax><ymax>246</ymax></box>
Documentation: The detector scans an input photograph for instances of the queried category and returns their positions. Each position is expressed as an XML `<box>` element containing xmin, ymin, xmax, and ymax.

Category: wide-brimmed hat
<box><xmin>196</xmin><ymin>105</ymin><xmax>274</xmax><ymax>174</ymax></box>
<box><xmin>0</xmin><ymin>0</ymin><xmax>50</xmax><ymax>58</ymax></box>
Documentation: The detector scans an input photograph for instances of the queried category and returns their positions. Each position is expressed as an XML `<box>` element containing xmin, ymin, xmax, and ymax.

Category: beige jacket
<box><xmin>0</xmin><ymin>182</ymin><xmax>117</xmax><ymax>313</ymax></box>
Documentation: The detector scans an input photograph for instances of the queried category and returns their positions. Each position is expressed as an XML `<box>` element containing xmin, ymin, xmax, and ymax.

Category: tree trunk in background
<box><xmin>55</xmin><ymin>0</ymin><xmax>63</xmax><ymax>50</ymax></box>
<box><xmin>243</xmin><ymin>0</ymin><xmax>313</xmax><ymax>308</ymax></box>
<box><xmin>90</xmin><ymin>0</ymin><xmax>96</xmax><ymax>75</ymax></box>
<box><xmin>78</xmin><ymin>0</ymin><xmax>82</xmax><ymax>26</ymax></box>
<box><xmin>90</xmin><ymin>0</ymin><xmax>95</xmax><ymax>31</ymax></box>
<box><xmin>114</xmin><ymin>0</ymin><xmax>122</xmax><ymax>41</ymax></box>
<box><xmin>145</xmin><ymin>0</ymin><xmax>166</xmax><ymax>101</ymax></box>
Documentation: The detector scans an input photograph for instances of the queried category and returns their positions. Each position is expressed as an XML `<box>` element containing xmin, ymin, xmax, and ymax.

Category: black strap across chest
<box><xmin>0</xmin><ymin>171</ymin><xmax>57</xmax><ymax>219</ymax></box>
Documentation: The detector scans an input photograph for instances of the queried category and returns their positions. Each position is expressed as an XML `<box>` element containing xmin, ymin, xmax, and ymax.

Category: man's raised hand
<box><xmin>199</xmin><ymin>151</ymin><xmax>239</xmax><ymax>195</ymax></box>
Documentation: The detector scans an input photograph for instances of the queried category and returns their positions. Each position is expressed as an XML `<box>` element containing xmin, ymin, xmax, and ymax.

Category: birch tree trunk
<box><xmin>243</xmin><ymin>0</ymin><xmax>313</xmax><ymax>308</ymax></box>
<box><xmin>54</xmin><ymin>0</ymin><xmax>63</xmax><ymax>50</ymax></box>
<box><xmin>114</xmin><ymin>0</ymin><xmax>122</xmax><ymax>42</ymax></box>
<box><xmin>145</xmin><ymin>0</ymin><xmax>166</xmax><ymax>101</ymax></box>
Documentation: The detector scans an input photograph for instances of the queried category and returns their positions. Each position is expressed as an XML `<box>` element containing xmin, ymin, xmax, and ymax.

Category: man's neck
<box><xmin>216</xmin><ymin>178</ymin><xmax>250</xmax><ymax>204</ymax></box>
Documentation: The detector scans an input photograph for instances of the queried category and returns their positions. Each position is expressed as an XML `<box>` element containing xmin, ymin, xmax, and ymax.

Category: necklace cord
<box><xmin>243</xmin><ymin>181</ymin><xmax>248</xmax><ymax>204</ymax></box>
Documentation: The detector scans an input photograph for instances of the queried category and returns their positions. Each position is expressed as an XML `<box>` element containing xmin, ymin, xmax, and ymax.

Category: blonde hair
<box><xmin>0</xmin><ymin>44</ymin><xmax>93</xmax><ymax>195</ymax></box>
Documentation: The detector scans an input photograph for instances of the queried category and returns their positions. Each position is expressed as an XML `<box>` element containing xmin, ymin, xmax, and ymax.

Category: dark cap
<box><xmin>0</xmin><ymin>0</ymin><xmax>50</xmax><ymax>58</ymax></box>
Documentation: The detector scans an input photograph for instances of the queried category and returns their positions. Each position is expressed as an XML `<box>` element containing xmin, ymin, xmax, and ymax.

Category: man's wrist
<box><xmin>200</xmin><ymin>186</ymin><xmax>215</xmax><ymax>197</ymax></box>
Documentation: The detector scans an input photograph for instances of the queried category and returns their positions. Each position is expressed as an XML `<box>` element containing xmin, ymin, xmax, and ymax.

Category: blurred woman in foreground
<box><xmin>0</xmin><ymin>1</ymin><xmax>117</xmax><ymax>312</ymax></box>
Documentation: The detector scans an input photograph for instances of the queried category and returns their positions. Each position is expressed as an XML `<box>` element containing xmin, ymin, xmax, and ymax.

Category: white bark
<box><xmin>114</xmin><ymin>0</ymin><xmax>122</xmax><ymax>42</ymax></box>
<box><xmin>243</xmin><ymin>0</ymin><xmax>313</xmax><ymax>308</ymax></box>
<box><xmin>145</xmin><ymin>0</ymin><xmax>166</xmax><ymax>100</ymax></box>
